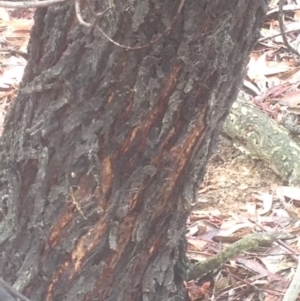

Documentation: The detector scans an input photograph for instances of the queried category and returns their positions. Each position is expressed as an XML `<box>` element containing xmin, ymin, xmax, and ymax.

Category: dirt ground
<box><xmin>199</xmin><ymin>135</ymin><xmax>284</xmax><ymax>213</ymax></box>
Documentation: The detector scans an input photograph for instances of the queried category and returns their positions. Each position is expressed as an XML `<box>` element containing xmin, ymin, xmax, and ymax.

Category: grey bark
<box><xmin>0</xmin><ymin>1</ymin><xmax>267</xmax><ymax>301</ymax></box>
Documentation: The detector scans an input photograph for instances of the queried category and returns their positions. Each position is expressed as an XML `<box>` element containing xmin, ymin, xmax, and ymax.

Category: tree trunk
<box><xmin>0</xmin><ymin>1</ymin><xmax>266</xmax><ymax>300</ymax></box>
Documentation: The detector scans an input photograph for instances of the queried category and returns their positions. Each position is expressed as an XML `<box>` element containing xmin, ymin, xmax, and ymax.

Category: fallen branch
<box><xmin>222</xmin><ymin>92</ymin><xmax>300</xmax><ymax>185</ymax></box>
<box><xmin>187</xmin><ymin>232</ymin><xmax>293</xmax><ymax>281</ymax></box>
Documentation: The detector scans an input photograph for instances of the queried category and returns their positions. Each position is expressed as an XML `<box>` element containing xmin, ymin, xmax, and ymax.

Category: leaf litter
<box><xmin>190</xmin><ymin>1</ymin><xmax>300</xmax><ymax>300</ymax></box>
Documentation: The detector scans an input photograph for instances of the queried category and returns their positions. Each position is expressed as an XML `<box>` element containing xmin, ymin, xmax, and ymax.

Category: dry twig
<box><xmin>0</xmin><ymin>278</ymin><xmax>32</xmax><ymax>301</ymax></box>
<box><xmin>75</xmin><ymin>0</ymin><xmax>186</xmax><ymax>50</ymax></box>
<box><xmin>278</xmin><ymin>0</ymin><xmax>300</xmax><ymax>56</ymax></box>
<box><xmin>0</xmin><ymin>0</ymin><xmax>67</xmax><ymax>8</ymax></box>
<box><xmin>0</xmin><ymin>0</ymin><xmax>186</xmax><ymax>51</ymax></box>
<box><xmin>259</xmin><ymin>27</ymin><xmax>300</xmax><ymax>43</ymax></box>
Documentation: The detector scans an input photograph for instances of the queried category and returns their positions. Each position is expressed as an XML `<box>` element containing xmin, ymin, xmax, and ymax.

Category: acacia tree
<box><xmin>0</xmin><ymin>1</ymin><xmax>266</xmax><ymax>300</ymax></box>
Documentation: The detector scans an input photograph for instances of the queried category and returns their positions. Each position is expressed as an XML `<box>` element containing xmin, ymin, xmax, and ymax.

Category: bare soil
<box><xmin>199</xmin><ymin>135</ymin><xmax>284</xmax><ymax>213</ymax></box>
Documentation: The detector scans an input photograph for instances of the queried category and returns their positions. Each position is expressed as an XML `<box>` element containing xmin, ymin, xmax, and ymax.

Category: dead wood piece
<box><xmin>187</xmin><ymin>232</ymin><xmax>293</xmax><ymax>281</ymax></box>
<box><xmin>222</xmin><ymin>92</ymin><xmax>300</xmax><ymax>185</ymax></box>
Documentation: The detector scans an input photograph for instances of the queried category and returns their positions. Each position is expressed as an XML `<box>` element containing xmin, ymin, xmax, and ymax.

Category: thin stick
<box><xmin>74</xmin><ymin>0</ymin><xmax>186</xmax><ymax>50</ymax></box>
<box><xmin>0</xmin><ymin>278</ymin><xmax>32</xmax><ymax>301</ymax></box>
<box><xmin>267</xmin><ymin>4</ymin><xmax>300</xmax><ymax>15</ymax></box>
<box><xmin>278</xmin><ymin>0</ymin><xmax>300</xmax><ymax>56</ymax></box>
<box><xmin>259</xmin><ymin>27</ymin><xmax>300</xmax><ymax>43</ymax></box>
<box><xmin>0</xmin><ymin>0</ymin><xmax>67</xmax><ymax>8</ymax></box>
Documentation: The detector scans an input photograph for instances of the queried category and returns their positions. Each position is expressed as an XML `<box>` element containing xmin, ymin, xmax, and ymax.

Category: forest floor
<box><xmin>186</xmin><ymin>137</ymin><xmax>290</xmax><ymax>301</ymax></box>
<box><xmin>199</xmin><ymin>136</ymin><xmax>283</xmax><ymax>214</ymax></box>
<box><xmin>1</xmin><ymin>3</ymin><xmax>300</xmax><ymax>301</ymax></box>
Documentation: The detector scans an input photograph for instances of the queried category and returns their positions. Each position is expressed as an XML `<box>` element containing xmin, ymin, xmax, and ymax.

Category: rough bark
<box><xmin>0</xmin><ymin>1</ymin><xmax>266</xmax><ymax>301</ymax></box>
<box><xmin>223</xmin><ymin>92</ymin><xmax>300</xmax><ymax>185</ymax></box>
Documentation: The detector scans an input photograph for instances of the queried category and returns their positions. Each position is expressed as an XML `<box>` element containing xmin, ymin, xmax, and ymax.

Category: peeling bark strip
<box><xmin>0</xmin><ymin>1</ymin><xmax>267</xmax><ymax>301</ymax></box>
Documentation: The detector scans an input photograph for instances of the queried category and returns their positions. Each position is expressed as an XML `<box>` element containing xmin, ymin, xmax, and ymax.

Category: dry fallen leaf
<box><xmin>276</xmin><ymin>186</ymin><xmax>300</xmax><ymax>201</ymax></box>
<box><xmin>185</xmin><ymin>280</ymin><xmax>211</xmax><ymax>301</ymax></box>
<box><xmin>0</xmin><ymin>8</ymin><xmax>9</xmax><ymax>22</ymax></box>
